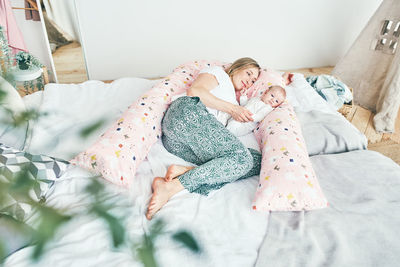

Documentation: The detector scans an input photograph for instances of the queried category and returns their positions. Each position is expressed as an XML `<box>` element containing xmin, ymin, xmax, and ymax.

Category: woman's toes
<box><xmin>146</xmin><ymin>178</ymin><xmax>169</xmax><ymax>220</ymax></box>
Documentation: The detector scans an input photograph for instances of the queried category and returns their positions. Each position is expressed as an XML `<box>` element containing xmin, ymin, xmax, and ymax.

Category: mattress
<box><xmin>4</xmin><ymin>75</ymin><xmax>399</xmax><ymax>267</ymax></box>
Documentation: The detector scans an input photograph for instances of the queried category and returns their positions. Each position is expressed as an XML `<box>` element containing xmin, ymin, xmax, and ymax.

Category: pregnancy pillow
<box><xmin>253</xmin><ymin>102</ymin><xmax>328</xmax><ymax>211</ymax></box>
<box><xmin>71</xmin><ymin>60</ymin><xmax>228</xmax><ymax>186</ymax></box>
<box><xmin>72</xmin><ymin>60</ymin><xmax>326</xmax><ymax>212</ymax></box>
<box><xmin>237</xmin><ymin>68</ymin><xmax>285</xmax><ymax>104</ymax></box>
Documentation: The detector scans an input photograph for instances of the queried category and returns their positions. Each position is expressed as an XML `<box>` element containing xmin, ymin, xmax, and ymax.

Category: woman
<box><xmin>146</xmin><ymin>58</ymin><xmax>263</xmax><ymax>220</ymax></box>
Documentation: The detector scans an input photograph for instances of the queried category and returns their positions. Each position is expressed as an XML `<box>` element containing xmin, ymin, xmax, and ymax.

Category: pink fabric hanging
<box><xmin>0</xmin><ymin>0</ymin><xmax>28</xmax><ymax>55</ymax></box>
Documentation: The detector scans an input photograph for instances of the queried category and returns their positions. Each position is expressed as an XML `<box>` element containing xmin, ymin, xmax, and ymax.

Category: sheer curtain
<box><xmin>42</xmin><ymin>0</ymin><xmax>80</xmax><ymax>42</ymax></box>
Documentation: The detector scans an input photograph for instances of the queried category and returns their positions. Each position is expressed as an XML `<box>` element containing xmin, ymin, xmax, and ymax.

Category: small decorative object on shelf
<box><xmin>14</xmin><ymin>51</ymin><xmax>46</xmax><ymax>92</ymax></box>
<box><xmin>1</xmin><ymin>26</ymin><xmax>48</xmax><ymax>94</ymax></box>
<box><xmin>15</xmin><ymin>51</ymin><xmax>33</xmax><ymax>70</ymax></box>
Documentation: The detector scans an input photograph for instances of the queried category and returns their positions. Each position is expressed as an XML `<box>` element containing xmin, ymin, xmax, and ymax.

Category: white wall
<box><xmin>12</xmin><ymin>0</ymin><xmax>56</xmax><ymax>82</ymax></box>
<box><xmin>75</xmin><ymin>0</ymin><xmax>383</xmax><ymax>80</ymax></box>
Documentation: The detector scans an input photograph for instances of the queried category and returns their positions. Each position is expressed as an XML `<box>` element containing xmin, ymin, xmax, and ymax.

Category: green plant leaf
<box><xmin>172</xmin><ymin>231</ymin><xmax>201</xmax><ymax>253</ymax></box>
<box><xmin>13</xmin><ymin>109</ymin><xmax>41</xmax><ymax>127</ymax></box>
<box><xmin>0</xmin><ymin>88</ymin><xmax>7</xmax><ymax>102</ymax></box>
<box><xmin>149</xmin><ymin>219</ymin><xmax>165</xmax><ymax>239</ymax></box>
<box><xmin>0</xmin><ymin>180</ymin><xmax>10</xmax><ymax>203</ymax></box>
<box><xmin>32</xmin><ymin>206</ymin><xmax>72</xmax><ymax>260</ymax></box>
<box><xmin>92</xmin><ymin>205</ymin><xmax>125</xmax><ymax>248</ymax></box>
<box><xmin>84</xmin><ymin>178</ymin><xmax>104</xmax><ymax>195</ymax></box>
<box><xmin>137</xmin><ymin>244</ymin><xmax>158</xmax><ymax>267</ymax></box>
<box><xmin>8</xmin><ymin>169</ymin><xmax>35</xmax><ymax>203</ymax></box>
<box><xmin>80</xmin><ymin>119</ymin><xmax>105</xmax><ymax>138</ymax></box>
<box><xmin>136</xmin><ymin>234</ymin><xmax>158</xmax><ymax>267</ymax></box>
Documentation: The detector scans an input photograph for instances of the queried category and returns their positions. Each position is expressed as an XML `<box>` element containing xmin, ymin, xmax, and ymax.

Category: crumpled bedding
<box><xmin>296</xmin><ymin>109</ymin><xmax>368</xmax><ymax>156</ymax></box>
<box><xmin>306</xmin><ymin>75</ymin><xmax>353</xmax><ymax>110</ymax></box>
<box><xmin>5</xmin><ymin>140</ymin><xmax>270</xmax><ymax>267</ymax></box>
<box><xmin>5</xmin><ymin>77</ymin><xmax>270</xmax><ymax>267</ymax></box>
<box><xmin>255</xmin><ymin>150</ymin><xmax>400</xmax><ymax>267</ymax></box>
<box><xmin>5</xmin><ymin>76</ymin><xmax>399</xmax><ymax>266</ymax></box>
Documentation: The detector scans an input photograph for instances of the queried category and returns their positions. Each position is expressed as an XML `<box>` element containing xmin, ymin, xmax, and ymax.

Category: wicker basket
<box><xmin>338</xmin><ymin>87</ymin><xmax>354</xmax><ymax>118</ymax></box>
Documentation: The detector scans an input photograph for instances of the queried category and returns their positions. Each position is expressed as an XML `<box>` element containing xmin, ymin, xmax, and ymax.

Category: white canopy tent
<box><xmin>332</xmin><ymin>0</ymin><xmax>400</xmax><ymax>133</ymax></box>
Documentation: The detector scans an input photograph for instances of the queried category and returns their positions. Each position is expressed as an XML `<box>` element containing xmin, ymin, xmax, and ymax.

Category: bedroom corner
<box><xmin>1</xmin><ymin>1</ymin><xmax>400</xmax><ymax>267</ymax></box>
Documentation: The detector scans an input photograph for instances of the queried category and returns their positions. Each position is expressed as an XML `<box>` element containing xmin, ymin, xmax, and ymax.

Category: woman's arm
<box><xmin>187</xmin><ymin>73</ymin><xmax>253</xmax><ymax>122</ymax></box>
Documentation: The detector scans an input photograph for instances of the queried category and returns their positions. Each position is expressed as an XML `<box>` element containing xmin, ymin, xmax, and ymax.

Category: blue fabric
<box><xmin>306</xmin><ymin>75</ymin><xmax>353</xmax><ymax>110</ymax></box>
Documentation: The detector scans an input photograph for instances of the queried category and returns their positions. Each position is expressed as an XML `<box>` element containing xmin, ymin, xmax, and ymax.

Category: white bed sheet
<box><xmin>6</xmin><ymin>161</ymin><xmax>270</xmax><ymax>267</ymax></box>
<box><xmin>23</xmin><ymin>78</ymin><xmax>160</xmax><ymax>159</ymax></box>
<box><xmin>6</xmin><ymin>77</ymin><xmax>272</xmax><ymax>267</ymax></box>
<box><xmin>6</xmin><ymin>74</ymin><xmax>342</xmax><ymax>266</ymax></box>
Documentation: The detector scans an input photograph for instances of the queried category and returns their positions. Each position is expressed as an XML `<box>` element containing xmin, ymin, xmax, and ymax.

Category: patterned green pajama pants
<box><xmin>161</xmin><ymin>96</ymin><xmax>262</xmax><ymax>195</ymax></box>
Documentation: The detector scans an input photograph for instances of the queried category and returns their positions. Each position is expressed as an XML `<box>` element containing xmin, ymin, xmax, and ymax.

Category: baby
<box><xmin>225</xmin><ymin>85</ymin><xmax>286</xmax><ymax>136</ymax></box>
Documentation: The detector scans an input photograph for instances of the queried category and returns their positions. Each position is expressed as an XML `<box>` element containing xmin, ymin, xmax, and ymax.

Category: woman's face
<box><xmin>231</xmin><ymin>67</ymin><xmax>260</xmax><ymax>91</ymax></box>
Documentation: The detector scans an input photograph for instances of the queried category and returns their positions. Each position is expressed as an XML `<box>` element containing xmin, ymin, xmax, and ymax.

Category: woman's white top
<box><xmin>171</xmin><ymin>66</ymin><xmax>238</xmax><ymax>125</ymax></box>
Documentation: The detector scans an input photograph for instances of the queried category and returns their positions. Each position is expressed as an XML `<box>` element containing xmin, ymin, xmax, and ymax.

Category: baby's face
<box><xmin>261</xmin><ymin>88</ymin><xmax>285</xmax><ymax>107</ymax></box>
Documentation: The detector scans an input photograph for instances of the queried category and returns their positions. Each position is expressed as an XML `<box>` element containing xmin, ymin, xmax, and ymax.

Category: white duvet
<box><xmin>5</xmin><ymin>74</ymin><xmax>345</xmax><ymax>267</ymax></box>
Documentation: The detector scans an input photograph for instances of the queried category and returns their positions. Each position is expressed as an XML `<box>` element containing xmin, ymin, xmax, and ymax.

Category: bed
<box><xmin>3</xmin><ymin>74</ymin><xmax>400</xmax><ymax>267</ymax></box>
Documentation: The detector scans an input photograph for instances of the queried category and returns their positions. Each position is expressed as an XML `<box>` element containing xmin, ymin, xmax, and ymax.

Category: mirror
<box><xmin>40</xmin><ymin>0</ymin><xmax>87</xmax><ymax>84</ymax></box>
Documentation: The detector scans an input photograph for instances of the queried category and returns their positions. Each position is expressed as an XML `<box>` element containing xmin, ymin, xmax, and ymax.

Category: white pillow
<box><xmin>286</xmin><ymin>73</ymin><xmax>337</xmax><ymax>114</ymax></box>
<box><xmin>0</xmin><ymin>76</ymin><xmax>28</xmax><ymax>150</ymax></box>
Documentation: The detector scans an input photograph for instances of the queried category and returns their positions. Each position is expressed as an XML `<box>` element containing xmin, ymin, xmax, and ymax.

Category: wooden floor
<box><xmin>52</xmin><ymin>42</ymin><xmax>88</xmax><ymax>84</ymax></box>
<box><xmin>51</xmin><ymin>43</ymin><xmax>400</xmax><ymax>165</ymax></box>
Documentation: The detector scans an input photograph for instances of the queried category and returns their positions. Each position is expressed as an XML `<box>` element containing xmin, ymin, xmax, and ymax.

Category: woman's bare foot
<box><xmin>165</xmin><ymin>165</ymin><xmax>195</xmax><ymax>181</ymax></box>
<box><xmin>146</xmin><ymin>177</ymin><xmax>184</xmax><ymax>220</ymax></box>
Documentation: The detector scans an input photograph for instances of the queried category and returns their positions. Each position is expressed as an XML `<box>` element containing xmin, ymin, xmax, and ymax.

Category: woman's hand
<box><xmin>230</xmin><ymin>105</ymin><xmax>254</xmax><ymax>122</ymax></box>
<box><xmin>283</xmin><ymin>72</ymin><xmax>294</xmax><ymax>85</ymax></box>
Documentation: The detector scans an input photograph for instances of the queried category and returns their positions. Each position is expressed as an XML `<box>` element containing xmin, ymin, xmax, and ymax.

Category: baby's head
<box><xmin>261</xmin><ymin>85</ymin><xmax>286</xmax><ymax>108</ymax></box>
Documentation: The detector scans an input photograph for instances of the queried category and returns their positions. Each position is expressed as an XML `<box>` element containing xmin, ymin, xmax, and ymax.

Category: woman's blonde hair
<box><xmin>225</xmin><ymin>57</ymin><xmax>260</xmax><ymax>77</ymax></box>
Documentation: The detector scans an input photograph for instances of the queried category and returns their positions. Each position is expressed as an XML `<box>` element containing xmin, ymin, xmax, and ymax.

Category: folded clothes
<box><xmin>306</xmin><ymin>75</ymin><xmax>353</xmax><ymax>110</ymax></box>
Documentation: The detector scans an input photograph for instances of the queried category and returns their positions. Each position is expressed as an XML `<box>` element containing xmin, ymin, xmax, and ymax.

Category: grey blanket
<box><xmin>256</xmin><ymin>150</ymin><xmax>400</xmax><ymax>267</ymax></box>
<box><xmin>296</xmin><ymin>110</ymin><xmax>367</xmax><ymax>156</ymax></box>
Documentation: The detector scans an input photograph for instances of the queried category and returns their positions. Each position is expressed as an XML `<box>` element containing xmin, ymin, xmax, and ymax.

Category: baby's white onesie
<box><xmin>225</xmin><ymin>97</ymin><xmax>273</xmax><ymax>136</ymax></box>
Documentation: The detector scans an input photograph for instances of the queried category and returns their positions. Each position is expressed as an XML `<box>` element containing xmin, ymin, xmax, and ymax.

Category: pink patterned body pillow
<box><xmin>252</xmin><ymin>102</ymin><xmax>328</xmax><ymax>211</ymax></box>
<box><xmin>71</xmin><ymin>60</ymin><xmax>228</xmax><ymax>186</ymax></box>
<box><xmin>71</xmin><ymin>60</ymin><xmax>326</xmax><ymax>212</ymax></box>
<box><xmin>238</xmin><ymin>68</ymin><xmax>285</xmax><ymax>101</ymax></box>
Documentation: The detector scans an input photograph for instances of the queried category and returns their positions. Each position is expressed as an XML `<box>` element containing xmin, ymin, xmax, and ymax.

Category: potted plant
<box><xmin>15</xmin><ymin>51</ymin><xmax>32</xmax><ymax>70</ymax></box>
